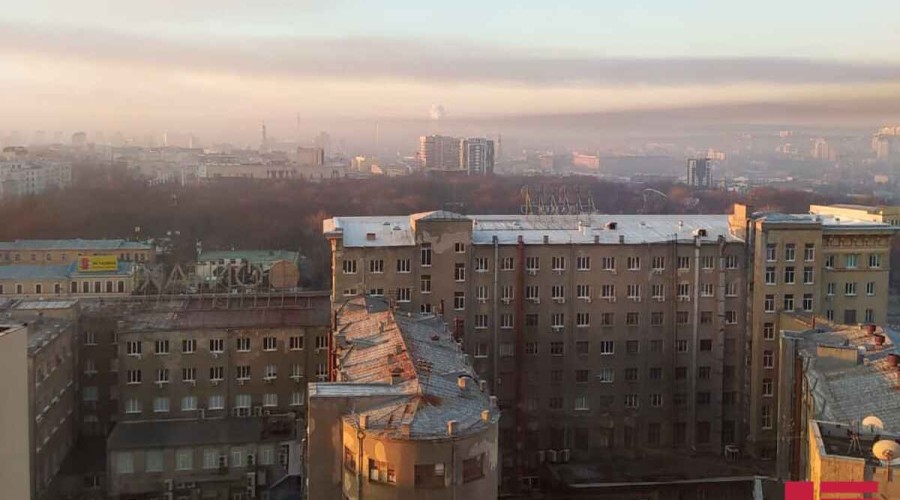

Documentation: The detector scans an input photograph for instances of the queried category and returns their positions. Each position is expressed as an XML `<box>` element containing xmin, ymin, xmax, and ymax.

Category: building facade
<box><xmin>0</xmin><ymin>238</ymin><xmax>155</xmax><ymax>266</ymax></box>
<box><xmin>417</xmin><ymin>135</ymin><xmax>462</xmax><ymax>171</ymax></box>
<box><xmin>308</xmin><ymin>296</ymin><xmax>499</xmax><ymax>500</ymax></box>
<box><xmin>0</xmin><ymin>261</ymin><xmax>137</xmax><ymax>299</ymax></box>
<box><xmin>461</xmin><ymin>138</ymin><xmax>495</xmax><ymax>175</ymax></box>
<box><xmin>686</xmin><ymin>158</ymin><xmax>712</xmax><ymax>188</ymax></box>
<box><xmin>324</xmin><ymin>211</ymin><xmax>748</xmax><ymax>488</ymax></box>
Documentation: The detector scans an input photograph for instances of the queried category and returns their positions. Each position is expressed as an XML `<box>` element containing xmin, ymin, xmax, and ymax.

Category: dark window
<box><xmin>462</xmin><ymin>454</ymin><xmax>485</xmax><ymax>483</ymax></box>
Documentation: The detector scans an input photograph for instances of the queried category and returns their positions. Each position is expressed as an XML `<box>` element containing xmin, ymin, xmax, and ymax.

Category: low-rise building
<box><xmin>0</xmin><ymin>238</ymin><xmax>155</xmax><ymax>266</ymax></box>
<box><xmin>0</xmin><ymin>261</ymin><xmax>136</xmax><ymax>298</ymax></box>
<box><xmin>195</xmin><ymin>250</ymin><xmax>302</xmax><ymax>292</ymax></box>
<box><xmin>308</xmin><ymin>296</ymin><xmax>499</xmax><ymax>500</ymax></box>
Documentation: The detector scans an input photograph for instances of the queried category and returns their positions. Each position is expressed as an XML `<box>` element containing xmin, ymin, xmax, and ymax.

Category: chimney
<box><xmin>457</xmin><ymin>377</ymin><xmax>467</xmax><ymax>390</ymax></box>
<box><xmin>479</xmin><ymin>380</ymin><xmax>487</xmax><ymax>392</ymax></box>
<box><xmin>489</xmin><ymin>395</ymin><xmax>498</xmax><ymax>408</ymax></box>
<box><xmin>447</xmin><ymin>420</ymin><xmax>458</xmax><ymax>436</ymax></box>
<box><xmin>481</xmin><ymin>410</ymin><xmax>491</xmax><ymax>422</ymax></box>
<box><xmin>887</xmin><ymin>353</ymin><xmax>899</xmax><ymax>368</ymax></box>
<box><xmin>360</xmin><ymin>415</ymin><xmax>368</xmax><ymax>429</ymax></box>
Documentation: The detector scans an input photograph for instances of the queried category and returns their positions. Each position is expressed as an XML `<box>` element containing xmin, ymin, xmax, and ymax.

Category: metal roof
<box><xmin>198</xmin><ymin>250</ymin><xmax>299</xmax><ymax>265</ymax></box>
<box><xmin>312</xmin><ymin>296</ymin><xmax>496</xmax><ymax>440</ymax></box>
<box><xmin>107</xmin><ymin>417</ymin><xmax>294</xmax><ymax>450</ymax></box>
<box><xmin>0</xmin><ymin>264</ymin><xmax>70</xmax><ymax>280</ymax></box>
<box><xmin>0</xmin><ymin>239</ymin><xmax>152</xmax><ymax>251</ymax></box>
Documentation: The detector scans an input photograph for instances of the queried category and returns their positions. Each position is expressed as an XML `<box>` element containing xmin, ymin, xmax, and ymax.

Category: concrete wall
<box><xmin>0</xmin><ymin>325</ymin><xmax>32</xmax><ymax>500</ymax></box>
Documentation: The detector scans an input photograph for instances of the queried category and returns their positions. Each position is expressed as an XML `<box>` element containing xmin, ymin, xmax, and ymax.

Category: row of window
<box><xmin>472</xmin><ymin>309</ymin><xmax>739</xmax><ymax>330</ymax></box>
<box><xmin>115</xmin><ymin>444</ymin><xmax>288</xmax><ymax>474</ymax></box>
<box><xmin>514</xmin><ymin>365</ymin><xmax>733</xmax><ymax>384</ymax></box>
<box><xmin>0</xmin><ymin>280</ymin><xmax>126</xmax><ymax>295</ymax></box>
<box><xmin>120</xmin><ymin>336</ymin><xmax>326</xmax><ymax>354</ymax></box>
<box><xmin>342</xmin><ymin>451</ymin><xmax>485</xmax><ymax>487</ymax></box>
<box><xmin>0</xmin><ymin>252</ymin><xmax>147</xmax><ymax>263</ymax></box>
<box><xmin>121</xmin><ymin>364</ymin><xmax>327</xmax><ymax>385</ymax></box>
<box><xmin>525</xmin><ymin>421</ymin><xmax>727</xmax><ymax>449</ymax></box>
<box><xmin>764</xmin><ymin>243</ymin><xmax>815</xmax><ymax>262</ymax></box>
<box><xmin>539</xmin><ymin>390</ymin><xmax>732</xmax><ymax>412</ymax></box>
<box><xmin>473</xmin><ymin>338</ymin><xmax>729</xmax><ymax>357</ymax></box>
<box><xmin>121</xmin><ymin>392</ymin><xmax>306</xmax><ymax>414</ymax></box>
<box><xmin>342</xmin><ymin>253</ymin><xmax>741</xmax><ymax>274</ymax></box>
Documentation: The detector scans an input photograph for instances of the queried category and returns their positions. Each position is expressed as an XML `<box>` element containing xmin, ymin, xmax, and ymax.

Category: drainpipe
<box><xmin>492</xmin><ymin>236</ymin><xmax>499</xmax><ymax>394</ymax></box>
<box><xmin>357</xmin><ymin>430</ymin><xmax>365</xmax><ymax>500</ymax></box>
<box><xmin>690</xmin><ymin>235</ymin><xmax>701</xmax><ymax>451</ymax></box>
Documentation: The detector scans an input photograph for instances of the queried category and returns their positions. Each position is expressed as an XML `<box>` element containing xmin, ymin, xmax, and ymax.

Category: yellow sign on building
<box><xmin>77</xmin><ymin>255</ymin><xmax>118</xmax><ymax>272</ymax></box>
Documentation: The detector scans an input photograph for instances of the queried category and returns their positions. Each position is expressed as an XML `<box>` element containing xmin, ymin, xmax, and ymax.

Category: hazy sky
<box><xmin>2</xmin><ymin>0</ymin><xmax>900</xmax><ymax>143</ymax></box>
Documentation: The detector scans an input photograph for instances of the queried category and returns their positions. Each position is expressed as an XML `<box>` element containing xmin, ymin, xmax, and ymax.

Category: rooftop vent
<box><xmin>543</xmin><ymin>235</ymin><xmax>549</xmax><ymax>244</ymax></box>
<box><xmin>479</xmin><ymin>380</ymin><xmax>487</xmax><ymax>392</ymax></box>
<box><xmin>481</xmin><ymin>410</ymin><xmax>491</xmax><ymax>422</ymax></box>
<box><xmin>594</xmin><ymin>235</ymin><xmax>600</xmax><ymax>244</ymax></box>
<box><xmin>693</xmin><ymin>228</ymin><xmax>708</xmax><ymax>238</ymax></box>
<box><xmin>447</xmin><ymin>420</ymin><xmax>458</xmax><ymax>436</ymax></box>
<box><xmin>458</xmin><ymin>377</ymin><xmax>467</xmax><ymax>390</ymax></box>
<box><xmin>605</xmin><ymin>221</ymin><xmax>617</xmax><ymax>230</ymax></box>
<box><xmin>618</xmin><ymin>235</ymin><xmax>625</xmax><ymax>244</ymax></box>
<box><xmin>360</xmin><ymin>415</ymin><xmax>369</xmax><ymax>429</ymax></box>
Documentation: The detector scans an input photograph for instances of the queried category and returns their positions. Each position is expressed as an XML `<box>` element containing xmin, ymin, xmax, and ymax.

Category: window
<box><xmin>263</xmin><ymin>337</ymin><xmax>277</xmax><ymax>351</ymax></box>
<box><xmin>827</xmin><ymin>282</ymin><xmax>836</xmax><ymax>296</ymax></box>
<box><xmin>156</xmin><ymin>368</ymin><xmax>170</xmax><ymax>384</ymax></box>
<box><xmin>209</xmin><ymin>338</ymin><xmax>224</xmax><ymax>353</ymax></box>
<box><xmin>291</xmin><ymin>390</ymin><xmax>305</xmax><ymax>406</ymax></box>
<box><xmin>455</xmin><ymin>242</ymin><xmax>465</xmax><ymax>253</ymax></box>
<box><xmin>83</xmin><ymin>386</ymin><xmax>98</xmax><ymax>402</ymax></box>
<box><xmin>525</xmin><ymin>256</ymin><xmax>539</xmax><ymax>272</ymax></box>
<box><xmin>551</xmin><ymin>256</ymin><xmax>566</xmax><ymax>271</ymax></box>
<box><xmin>264</xmin><ymin>364</ymin><xmax>277</xmax><ymax>380</ymax></box>
<box><xmin>802</xmin><ymin>294</ymin><xmax>813</xmax><ymax>312</ymax></box>
<box><xmin>697</xmin><ymin>391</ymin><xmax>711</xmax><ymax>405</ymax></box>
<box><xmin>844</xmin><ymin>282</ymin><xmax>857</xmax><ymax>296</ymax></box>
<box><xmin>575</xmin><ymin>312</ymin><xmax>590</xmax><ymax>327</ymax></box>
<box><xmin>651</xmin><ymin>284</ymin><xmax>664</xmax><ymax>300</ymax></box>
<box><xmin>677</xmin><ymin>283</ymin><xmax>690</xmax><ymax>298</ymax></box>
<box><xmin>574</xmin><ymin>395</ymin><xmax>589</xmax><ymax>411</ymax></box>
<box><xmin>575</xmin><ymin>369</ymin><xmax>590</xmax><ymax>383</ymax></box>
<box><xmin>471</xmin><ymin>256</ymin><xmax>489</xmax><ymax>274</ymax></box>
<box><xmin>762</xmin><ymin>378</ymin><xmax>773</xmax><ymax>396</ymax></box>
<box><xmin>290</xmin><ymin>364</ymin><xmax>303</xmax><ymax>379</ymax></box>
<box><xmin>500</xmin><ymin>314</ymin><xmax>513</xmax><ymax>329</ymax></box>
<box><xmin>601</xmin><ymin>312</ymin><xmax>614</xmax><ymax>326</ymax></box>
<box><xmin>84</xmin><ymin>331</ymin><xmax>96</xmax><ymax>345</ymax></box>
<box><xmin>825</xmin><ymin>255</ymin><xmax>835</xmax><ymax>268</ymax></box>
<box><xmin>209</xmin><ymin>366</ymin><xmax>224</xmax><ymax>381</ymax></box>
<box><xmin>474</xmin><ymin>343</ymin><xmax>488</xmax><ymax>358</ymax></box>
<box><xmin>126</xmin><ymin>340</ymin><xmax>142</xmax><ymax>356</ymax></box>
<box><xmin>726</xmin><ymin>282</ymin><xmax>738</xmax><ymax>297</ymax></box>
<box><xmin>844</xmin><ymin>309</ymin><xmax>857</xmax><ymax>324</ymax></box>
<box><xmin>627</xmin><ymin>256</ymin><xmax>640</xmax><ymax>270</ymax></box>
<box><xmin>145</xmin><ymin>450</ymin><xmax>163</xmax><ymax>472</ymax></box>
<box><xmin>549</xmin><ymin>397</ymin><xmax>563</xmax><ymax>409</ymax></box>
<box><xmin>763</xmin><ymin>322</ymin><xmax>775</xmax><ymax>340</ymax></box>
<box><xmin>289</xmin><ymin>336</ymin><xmax>303</xmax><ymax>350</ymax></box>
<box><xmin>803</xmin><ymin>266</ymin><xmax>814</xmax><ymax>284</ymax></box>
<box><xmin>600</xmin><ymin>284</ymin><xmax>615</xmax><ymax>299</ymax></box>
<box><xmin>624</xmin><ymin>367</ymin><xmax>639</xmax><ymax>381</ymax></box>
<box><xmin>126</xmin><ymin>370</ymin><xmax>142</xmax><ymax>384</ymax></box>
<box><xmin>845</xmin><ymin>254</ymin><xmax>858</xmax><ymax>268</ymax></box>
<box><xmin>462</xmin><ymin>454</ymin><xmax>485</xmax><ymax>483</ymax></box>
<box><xmin>368</xmin><ymin>458</ymin><xmax>396</xmax><ymax>484</ymax></box>
<box><xmin>764</xmin><ymin>294</ymin><xmax>775</xmax><ymax>312</ymax></box>
<box><xmin>763</xmin><ymin>350</ymin><xmax>774</xmax><ymax>368</ymax></box>
<box><xmin>525</xmin><ymin>313</ymin><xmax>538</xmax><ymax>327</ymax></box>
<box><xmin>125</xmin><ymin>398</ymin><xmax>141</xmax><ymax>414</ymax></box>
<box><xmin>525</xmin><ymin>342</ymin><xmax>538</xmax><ymax>355</ymax></box>
<box><xmin>420</xmin><ymin>244</ymin><xmax>432</xmax><ymax>266</ymax></box>
<box><xmin>233</xmin><ymin>337</ymin><xmax>250</xmax><ymax>352</ymax></box>
<box><xmin>676</xmin><ymin>340</ymin><xmax>689</xmax><ymax>353</ymax></box>
<box><xmin>699</xmin><ymin>339</ymin><xmax>712</xmax><ymax>351</ymax></box>
<box><xmin>650</xmin><ymin>312</ymin><xmax>664</xmax><ymax>326</ymax></box>
<box><xmin>650</xmin><ymin>340</ymin><xmax>663</xmax><ymax>352</ymax></box>
<box><xmin>183</xmin><ymin>367</ymin><xmax>196</xmax><ymax>382</ymax></box>
<box><xmin>624</xmin><ymin>394</ymin><xmax>639</xmax><ymax>408</ymax></box>
<box><xmin>698</xmin><ymin>366</ymin><xmax>711</xmax><ymax>379</ymax></box>
<box><xmin>784</xmin><ymin>266</ymin><xmax>795</xmax><ymax>284</ymax></box>
<box><xmin>865</xmin><ymin>308</ymin><xmax>875</xmax><ymax>322</ymax></box>
<box><xmin>766</xmin><ymin>243</ymin><xmax>776</xmax><ymax>261</ymax></box>
<box><xmin>153</xmin><ymin>397</ymin><xmax>170</xmax><ymax>413</ymax></box>
<box><xmin>474</xmin><ymin>314</ymin><xmax>488</xmax><ymax>329</ymax></box>
<box><xmin>576</xmin><ymin>256</ymin><xmax>591</xmax><ymax>270</ymax></box>
<box><xmin>575</xmin><ymin>341</ymin><xmax>589</xmax><ymax>355</ymax></box>
<box><xmin>700</xmin><ymin>311</ymin><xmax>713</xmax><ymax>324</ymax></box>
<box><xmin>627</xmin><ymin>284</ymin><xmax>641</xmax><ymax>300</ymax></box>
<box><xmin>501</xmin><ymin>285</ymin><xmax>513</xmax><ymax>302</ymax></box>
<box><xmin>420</xmin><ymin>275</ymin><xmax>431</xmax><ymax>293</ymax></box>
<box><xmin>263</xmin><ymin>393</ymin><xmax>278</xmax><ymax>407</ymax></box>
<box><xmin>551</xmin><ymin>285</ymin><xmax>565</xmax><ymax>300</ymax></box>
<box><xmin>500</xmin><ymin>257</ymin><xmax>514</xmax><ymax>271</ymax></box>
<box><xmin>601</xmin><ymin>256</ymin><xmax>616</xmax><ymax>271</ymax></box>
<box><xmin>396</xmin><ymin>287</ymin><xmax>411</xmax><ymax>302</ymax></box>
<box><xmin>784</xmin><ymin>243</ymin><xmax>795</xmax><ymax>261</ymax></box>
<box><xmin>761</xmin><ymin>406</ymin><xmax>773</xmax><ymax>429</ymax></box>
<box><xmin>176</xmin><ymin>449</ymin><xmax>193</xmax><ymax>471</ymax></box>
<box><xmin>453</xmin><ymin>292</ymin><xmax>465</xmax><ymax>310</ymax></box>
<box><xmin>415</xmin><ymin>463</ymin><xmax>446</xmax><ymax>488</ymax></box>
<box><xmin>676</xmin><ymin>311</ymin><xmax>689</xmax><ymax>325</ymax></box>
<box><xmin>869</xmin><ymin>253</ymin><xmax>882</xmax><ymax>268</ymax></box>
<box><xmin>597</xmin><ymin>368</ymin><xmax>614</xmax><ymax>383</ymax></box>
<box><xmin>116</xmin><ymin>452</ymin><xmax>134</xmax><ymax>474</ymax></box>
<box><xmin>342</xmin><ymin>259</ymin><xmax>357</xmax><ymax>274</ymax></box>
<box><xmin>454</xmin><ymin>263</ymin><xmax>466</xmax><ymax>282</ymax></box>
<box><xmin>650</xmin><ymin>394</ymin><xmax>663</xmax><ymax>407</ymax></box>
<box><xmin>182</xmin><ymin>396</ymin><xmax>198</xmax><ymax>411</ymax></box>
<box><xmin>234</xmin><ymin>394</ymin><xmax>252</xmax><ymax>409</ymax></box>
<box><xmin>765</xmin><ymin>267</ymin><xmax>776</xmax><ymax>285</ymax></box>
<box><xmin>498</xmin><ymin>343</ymin><xmax>514</xmax><ymax>358</ymax></box>
<box><xmin>700</xmin><ymin>283</ymin><xmax>713</xmax><ymax>297</ymax></box>
<box><xmin>396</xmin><ymin>258</ymin><xmax>411</xmax><ymax>273</ymax></box>
<box><xmin>549</xmin><ymin>342</ymin><xmax>564</xmax><ymax>356</ymax></box>
<box><xmin>626</xmin><ymin>312</ymin><xmax>639</xmax><ymax>326</ymax></box>
<box><xmin>724</xmin><ymin>255</ymin><xmax>739</xmax><ymax>269</ymax></box>
<box><xmin>725</xmin><ymin>310</ymin><xmax>738</xmax><ymax>324</ymax></box>
<box><xmin>649</xmin><ymin>367</ymin><xmax>663</xmax><ymax>380</ymax></box>
<box><xmin>804</xmin><ymin>243</ymin><xmax>815</xmax><ymax>261</ymax></box>
<box><xmin>576</xmin><ymin>284</ymin><xmax>591</xmax><ymax>299</ymax></box>
<box><xmin>236</xmin><ymin>366</ymin><xmax>251</xmax><ymax>380</ymax></box>
<box><xmin>783</xmin><ymin>294</ymin><xmax>794</xmax><ymax>311</ymax></box>
<box><xmin>625</xmin><ymin>340</ymin><xmax>640</xmax><ymax>354</ymax></box>
<box><xmin>599</xmin><ymin>340</ymin><xmax>614</xmax><ymax>355</ymax></box>
<box><xmin>677</xmin><ymin>256</ymin><xmax>691</xmax><ymax>270</ymax></box>
<box><xmin>866</xmin><ymin>282</ymin><xmax>875</xmax><ymax>296</ymax></box>
<box><xmin>368</xmin><ymin>259</ymin><xmax>384</xmax><ymax>273</ymax></box>
<box><xmin>652</xmin><ymin>256</ymin><xmax>666</xmax><ymax>270</ymax></box>
<box><xmin>208</xmin><ymin>395</ymin><xmax>224</xmax><ymax>410</ymax></box>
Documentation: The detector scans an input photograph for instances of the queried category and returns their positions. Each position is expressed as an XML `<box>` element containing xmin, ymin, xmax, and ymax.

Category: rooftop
<box><xmin>811</xmin><ymin>420</ymin><xmax>900</xmax><ymax>464</ymax></box>
<box><xmin>783</xmin><ymin>320</ymin><xmax>900</xmax><ymax>430</ymax></box>
<box><xmin>26</xmin><ymin>318</ymin><xmax>74</xmax><ymax>354</ymax></box>
<box><xmin>198</xmin><ymin>250</ymin><xmax>300</xmax><ymax>265</ymax></box>
<box><xmin>0</xmin><ymin>261</ymin><xmax>134</xmax><ymax>280</ymax></box>
<box><xmin>107</xmin><ymin>417</ymin><xmax>296</xmax><ymax>450</ymax></box>
<box><xmin>0</xmin><ymin>239</ymin><xmax>152</xmax><ymax>251</ymax></box>
<box><xmin>311</xmin><ymin>296</ymin><xmax>496</xmax><ymax>440</ymax></box>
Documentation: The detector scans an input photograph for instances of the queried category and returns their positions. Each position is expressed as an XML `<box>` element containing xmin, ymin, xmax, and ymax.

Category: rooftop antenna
<box><xmin>847</xmin><ymin>420</ymin><xmax>862</xmax><ymax>456</ymax></box>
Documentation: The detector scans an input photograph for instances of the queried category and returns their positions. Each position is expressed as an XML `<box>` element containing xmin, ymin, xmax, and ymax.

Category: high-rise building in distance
<box><xmin>461</xmin><ymin>138</ymin><xmax>495</xmax><ymax>175</ymax></box>
<box><xmin>686</xmin><ymin>158</ymin><xmax>712</xmax><ymax>188</ymax></box>
<box><xmin>418</xmin><ymin>135</ymin><xmax>462</xmax><ymax>171</ymax></box>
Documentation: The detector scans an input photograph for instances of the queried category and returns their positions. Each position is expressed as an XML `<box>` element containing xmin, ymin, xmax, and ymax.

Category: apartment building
<box><xmin>0</xmin><ymin>313</ymin><xmax>78</xmax><ymax>500</ymax></box>
<box><xmin>729</xmin><ymin>204</ymin><xmax>899</xmax><ymax>457</ymax></box>
<box><xmin>324</xmin><ymin>211</ymin><xmax>748</xmax><ymax>487</ymax></box>
<box><xmin>0</xmin><ymin>160</ymin><xmax>72</xmax><ymax>199</ymax></box>
<box><xmin>0</xmin><ymin>238</ymin><xmax>155</xmax><ymax>266</ymax></box>
<box><xmin>107</xmin><ymin>416</ymin><xmax>302</xmax><ymax>499</ymax></box>
<box><xmin>308</xmin><ymin>296</ymin><xmax>499</xmax><ymax>500</ymax></box>
<box><xmin>0</xmin><ymin>261</ymin><xmax>137</xmax><ymax>299</ymax></box>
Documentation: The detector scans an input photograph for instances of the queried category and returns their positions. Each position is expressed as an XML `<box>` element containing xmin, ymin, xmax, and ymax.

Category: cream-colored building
<box><xmin>0</xmin><ymin>239</ymin><xmax>154</xmax><ymax>266</ymax></box>
<box><xmin>729</xmin><ymin>204</ymin><xmax>899</xmax><ymax>457</ymax></box>
<box><xmin>0</xmin><ymin>262</ymin><xmax>137</xmax><ymax>299</ymax></box>
<box><xmin>308</xmin><ymin>296</ymin><xmax>499</xmax><ymax>500</ymax></box>
<box><xmin>0</xmin><ymin>314</ymin><xmax>78</xmax><ymax>500</ymax></box>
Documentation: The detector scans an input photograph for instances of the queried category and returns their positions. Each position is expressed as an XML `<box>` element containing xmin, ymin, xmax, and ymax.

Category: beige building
<box><xmin>199</xmin><ymin>162</ymin><xmax>346</xmax><ymax>181</ymax></box>
<box><xmin>730</xmin><ymin>204</ymin><xmax>899</xmax><ymax>457</ymax></box>
<box><xmin>0</xmin><ymin>261</ymin><xmax>137</xmax><ymax>299</ymax></box>
<box><xmin>0</xmin><ymin>238</ymin><xmax>155</xmax><ymax>266</ymax></box>
<box><xmin>325</xmin><ymin>211</ymin><xmax>748</xmax><ymax>488</ymax></box>
<box><xmin>308</xmin><ymin>296</ymin><xmax>499</xmax><ymax>500</ymax></box>
<box><xmin>296</xmin><ymin>146</ymin><xmax>325</xmax><ymax>166</ymax></box>
<box><xmin>0</xmin><ymin>313</ymin><xmax>78</xmax><ymax>500</ymax></box>
<box><xmin>418</xmin><ymin>135</ymin><xmax>462</xmax><ymax>171</ymax></box>
<box><xmin>106</xmin><ymin>416</ymin><xmax>302</xmax><ymax>499</ymax></box>
<box><xmin>805</xmin><ymin>420</ymin><xmax>900</xmax><ymax>500</ymax></box>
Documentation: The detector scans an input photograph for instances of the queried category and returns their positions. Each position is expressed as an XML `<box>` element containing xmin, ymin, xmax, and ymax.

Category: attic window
<box><xmin>366</xmin><ymin>233</ymin><xmax>376</xmax><ymax>241</ymax></box>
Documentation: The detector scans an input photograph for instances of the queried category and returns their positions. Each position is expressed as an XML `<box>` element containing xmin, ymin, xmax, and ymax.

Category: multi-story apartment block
<box><xmin>729</xmin><ymin>204</ymin><xmax>899</xmax><ymax>457</ymax></box>
<box><xmin>0</xmin><ymin>239</ymin><xmax>155</xmax><ymax>266</ymax></box>
<box><xmin>417</xmin><ymin>135</ymin><xmax>461</xmax><ymax>171</ymax></box>
<box><xmin>461</xmin><ymin>138</ymin><xmax>495</xmax><ymax>175</ymax></box>
<box><xmin>0</xmin><ymin>313</ymin><xmax>78</xmax><ymax>499</ymax></box>
<box><xmin>0</xmin><ymin>160</ymin><xmax>72</xmax><ymax>199</ymax></box>
<box><xmin>324</xmin><ymin>210</ymin><xmax>748</xmax><ymax>486</ymax></box>
<box><xmin>308</xmin><ymin>296</ymin><xmax>499</xmax><ymax>500</ymax></box>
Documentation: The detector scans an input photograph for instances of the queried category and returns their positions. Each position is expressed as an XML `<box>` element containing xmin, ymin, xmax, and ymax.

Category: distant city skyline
<box><xmin>2</xmin><ymin>1</ymin><xmax>900</xmax><ymax>141</ymax></box>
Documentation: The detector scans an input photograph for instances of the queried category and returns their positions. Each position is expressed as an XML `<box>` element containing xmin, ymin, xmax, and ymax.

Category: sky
<box><xmin>2</xmin><ymin>0</ymin><xmax>900</xmax><ymax>145</ymax></box>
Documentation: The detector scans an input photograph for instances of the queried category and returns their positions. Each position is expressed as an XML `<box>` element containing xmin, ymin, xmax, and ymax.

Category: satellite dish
<box><xmin>873</xmin><ymin>440</ymin><xmax>900</xmax><ymax>463</ymax></box>
<box><xmin>862</xmin><ymin>415</ymin><xmax>885</xmax><ymax>431</ymax></box>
